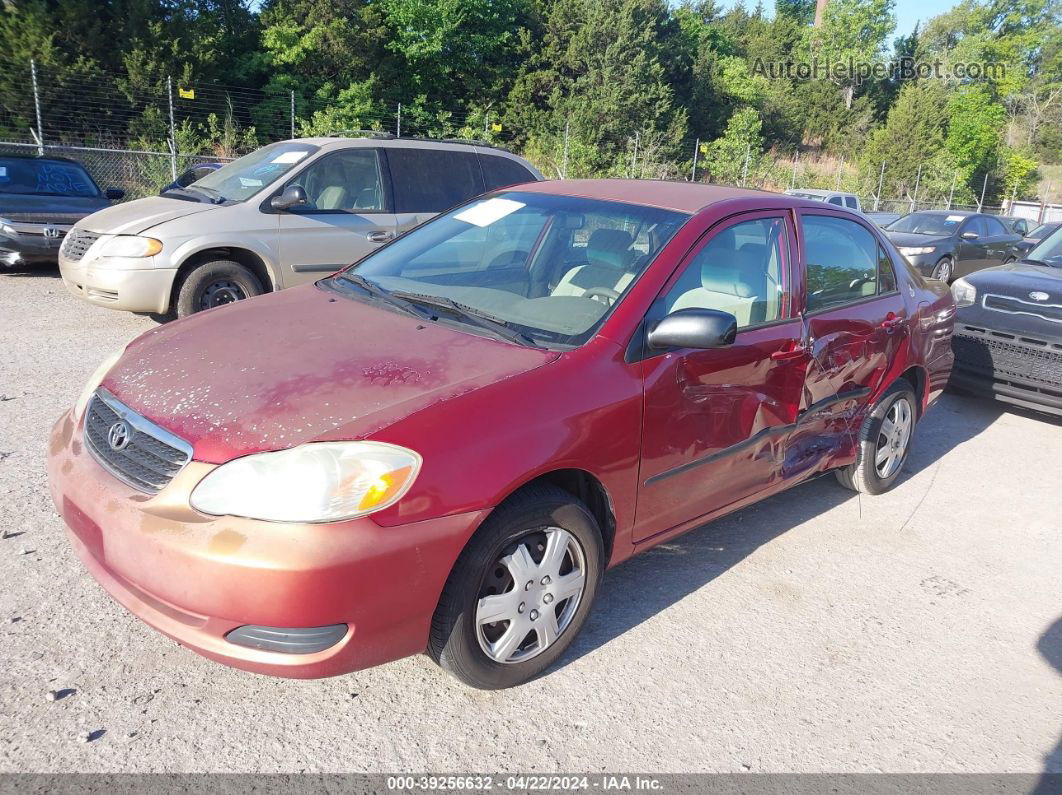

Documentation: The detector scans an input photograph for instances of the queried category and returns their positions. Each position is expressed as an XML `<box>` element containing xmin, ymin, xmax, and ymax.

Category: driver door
<box><xmin>275</xmin><ymin>148</ymin><xmax>398</xmax><ymax>287</ymax></box>
<box><xmin>634</xmin><ymin>212</ymin><xmax>809</xmax><ymax>542</ymax></box>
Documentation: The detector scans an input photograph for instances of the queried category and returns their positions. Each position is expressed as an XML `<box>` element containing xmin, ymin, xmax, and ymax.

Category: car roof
<box><xmin>785</xmin><ymin>188</ymin><xmax>842</xmax><ymax>197</ymax></box>
<box><xmin>912</xmin><ymin>209</ymin><xmax>975</xmax><ymax>217</ymax></box>
<box><xmin>0</xmin><ymin>154</ymin><xmax>86</xmax><ymax>167</ymax></box>
<box><xmin>280</xmin><ymin>135</ymin><xmax>518</xmax><ymax>156</ymax></box>
<box><xmin>513</xmin><ymin>179</ymin><xmax>812</xmax><ymax>214</ymax></box>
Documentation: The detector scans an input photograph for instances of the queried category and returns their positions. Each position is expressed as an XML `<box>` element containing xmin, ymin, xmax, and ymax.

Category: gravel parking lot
<box><xmin>1</xmin><ymin>266</ymin><xmax>1060</xmax><ymax>775</ymax></box>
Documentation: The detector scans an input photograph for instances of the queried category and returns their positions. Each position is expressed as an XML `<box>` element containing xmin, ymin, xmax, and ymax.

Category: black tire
<box><xmin>175</xmin><ymin>259</ymin><xmax>264</xmax><ymax>318</ymax></box>
<box><xmin>931</xmin><ymin>257</ymin><xmax>953</xmax><ymax>283</ymax></box>
<box><xmin>428</xmin><ymin>484</ymin><xmax>604</xmax><ymax>689</ymax></box>
<box><xmin>835</xmin><ymin>378</ymin><xmax>917</xmax><ymax>495</ymax></box>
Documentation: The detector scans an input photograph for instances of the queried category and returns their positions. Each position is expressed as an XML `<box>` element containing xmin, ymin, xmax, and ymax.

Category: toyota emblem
<box><xmin>107</xmin><ymin>421</ymin><xmax>132</xmax><ymax>451</ymax></box>
<box><xmin>1029</xmin><ymin>291</ymin><xmax>1050</xmax><ymax>302</ymax></box>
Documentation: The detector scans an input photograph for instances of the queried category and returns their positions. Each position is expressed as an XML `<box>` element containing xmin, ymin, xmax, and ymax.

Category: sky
<box><xmin>716</xmin><ymin>0</ymin><xmax>959</xmax><ymax>36</ymax></box>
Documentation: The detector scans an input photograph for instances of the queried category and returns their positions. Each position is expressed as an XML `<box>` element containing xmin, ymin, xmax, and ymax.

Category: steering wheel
<box><xmin>581</xmin><ymin>286</ymin><xmax>621</xmax><ymax>306</ymax></box>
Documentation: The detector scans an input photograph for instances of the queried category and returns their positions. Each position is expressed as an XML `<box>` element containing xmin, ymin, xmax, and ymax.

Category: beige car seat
<box><xmin>552</xmin><ymin>228</ymin><xmax>636</xmax><ymax>298</ymax></box>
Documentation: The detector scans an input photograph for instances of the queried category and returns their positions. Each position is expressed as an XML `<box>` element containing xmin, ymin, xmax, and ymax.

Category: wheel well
<box><xmin>900</xmin><ymin>365</ymin><xmax>926</xmax><ymax>417</ymax></box>
<box><xmin>169</xmin><ymin>247</ymin><xmax>274</xmax><ymax>310</ymax></box>
<box><xmin>516</xmin><ymin>469</ymin><xmax>616</xmax><ymax>563</ymax></box>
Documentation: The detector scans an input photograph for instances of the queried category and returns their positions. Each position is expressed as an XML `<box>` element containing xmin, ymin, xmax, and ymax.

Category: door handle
<box><xmin>881</xmin><ymin>313</ymin><xmax>905</xmax><ymax>331</ymax></box>
<box><xmin>366</xmin><ymin>230</ymin><xmax>393</xmax><ymax>243</ymax></box>
<box><xmin>771</xmin><ymin>342</ymin><xmax>807</xmax><ymax>361</ymax></box>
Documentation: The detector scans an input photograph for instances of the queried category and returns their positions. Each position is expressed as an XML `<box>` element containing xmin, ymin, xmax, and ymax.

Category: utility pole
<box><xmin>690</xmin><ymin>138</ymin><xmax>700</xmax><ymax>182</ymax></box>
<box><xmin>30</xmin><ymin>59</ymin><xmax>44</xmax><ymax>156</ymax></box>
<box><xmin>396</xmin><ymin>103</ymin><xmax>402</xmax><ymax>138</ymax></box>
<box><xmin>909</xmin><ymin>163</ymin><xmax>922</xmax><ymax>213</ymax></box>
<box><xmin>978</xmin><ymin>172</ymin><xmax>989</xmax><ymax>212</ymax></box>
<box><xmin>166</xmin><ymin>75</ymin><xmax>177</xmax><ymax>180</ymax></box>
<box><xmin>947</xmin><ymin>173</ymin><xmax>957</xmax><ymax>210</ymax></box>
<box><xmin>873</xmin><ymin>160</ymin><xmax>885</xmax><ymax>211</ymax></box>
<box><xmin>630</xmin><ymin>131</ymin><xmax>640</xmax><ymax>178</ymax></box>
<box><xmin>814</xmin><ymin>0</ymin><xmax>830</xmax><ymax>27</ymax></box>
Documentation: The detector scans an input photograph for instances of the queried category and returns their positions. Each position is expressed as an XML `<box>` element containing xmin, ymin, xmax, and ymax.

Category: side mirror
<box><xmin>961</xmin><ymin>230</ymin><xmax>978</xmax><ymax>240</ymax></box>
<box><xmin>647</xmin><ymin>308</ymin><xmax>738</xmax><ymax>351</ymax></box>
<box><xmin>104</xmin><ymin>187</ymin><xmax>125</xmax><ymax>201</ymax></box>
<box><xmin>270</xmin><ymin>185</ymin><xmax>307</xmax><ymax>211</ymax></box>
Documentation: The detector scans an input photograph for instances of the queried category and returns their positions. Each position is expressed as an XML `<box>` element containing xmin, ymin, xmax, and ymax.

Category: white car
<box><xmin>784</xmin><ymin>188</ymin><xmax>862</xmax><ymax>213</ymax></box>
<box><xmin>58</xmin><ymin>136</ymin><xmax>542</xmax><ymax>317</ymax></box>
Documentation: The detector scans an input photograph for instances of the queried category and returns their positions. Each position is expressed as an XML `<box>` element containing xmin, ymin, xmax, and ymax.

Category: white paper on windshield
<box><xmin>946</xmin><ymin>214</ymin><xmax>965</xmax><ymax>222</ymax></box>
<box><xmin>454</xmin><ymin>198</ymin><xmax>525</xmax><ymax>227</ymax></box>
<box><xmin>239</xmin><ymin>177</ymin><xmax>263</xmax><ymax>187</ymax></box>
<box><xmin>0</xmin><ymin>167</ymin><xmax>6</xmax><ymax>177</ymax></box>
<box><xmin>271</xmin><ymin>151</ymin><xmax>309</xmax><ymax>164</ymax></box>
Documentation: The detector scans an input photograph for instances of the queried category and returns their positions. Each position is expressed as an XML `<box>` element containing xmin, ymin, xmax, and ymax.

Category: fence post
<box><xmin>790</xmin><ymin>152</ymin><xmax>798</xmax><ymax>190</ymax></box>
<box><xmin>834</xmin><ymin>156</ymin><xmax>844</xmax><ymax>190</ymax></box>
<box><xmin>946</xmin><ymin>173</ymin><xmax>956</xmax><ymax>210</ymax></box>
<box><xmin>690</xmin><ymin>138</ymin><xmax>699</xmax><ymax>182</ymax></box>
<box><xmin>977</xmin><ymin>172</ymin><xmax>989</xmax><ymax>213</ymax></box>
<box><xmin>741</xmin><ymin>143</ymin><xmax>750</xmax><ymax>187</ymax></box>
<box><xmin>290</xmin><ymin>90</ymin><xmax>295</xmax><ymax>139</ymax></box>
<box><xmin>396</xmin><ymin>103</ymin><xmax>402</xmax><ymax>138</ymax></box>
<box><xmin>30</xmin><ymin>59</ymin><xmax>44</xmax><ymax>156</ymax></box>
<box><xmin>630</xmin><ymin>131</ymin><xmax>640</xmax><ymax>178</ymax></box>
<box><xmin>562</xmin><ymin>119</ymin><xmax>570</xmax><ymax>179</ymax></box>
<box><xmin>873</xmin><ymin>160</ymin><xmax>885</xmax><ymax>211</ymax></box>
<box><xmin>166</xmin><ymin>75</ymin><xmax>177</xmax><ymax>180</ymax></box>
<box><xmin>909</xmin><ymin>163</ymin><xmax>922</xmax><ymax>212</ymax></box>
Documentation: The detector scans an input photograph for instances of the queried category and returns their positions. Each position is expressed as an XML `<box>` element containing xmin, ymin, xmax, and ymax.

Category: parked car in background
<box><xmin>784</xmin><ymin>188</ymin><xmax>862</xmax><ymax>212</ymax></box>
<box><xmin>58</xmin><ymin>136</ymin><xmax>542</xmax><ymax>317</ymax></box>
<box><xmin>884</xmin><ymin>210</ymin><xmax>1023</xmax><ymax>283</ymax></box>
<box><xmin>48</xmin><ymin>181</ymin><xmax>954</xmax><ymax>689</ymax></box>
<box><xmin>997</xmin><ymin>215</ymin><xmax>1032</xmax><ymax>237</ymax></box>
<box><xmin>949</xmin><ymin>225</ymin><xmax>1062</xmax><ymax>416</ymax></box>
<box><xmin>866</xmin><ymin>211</ymin><xmax>903</xmax><ymax>228</ymax></box>
<box><xmin>161</xmin><ymin>161</ymin><xmax>222</xmax><ymax>194</ymax></box>
<box><xmin>1016</xmin><ymin>221</ymin><xmax>1061</xmax><ymax>256</ymax></box>
<box><xmin>0</xmin><ymin>155</ymin><xmax>124</xmax><ymax>268</ymax></box>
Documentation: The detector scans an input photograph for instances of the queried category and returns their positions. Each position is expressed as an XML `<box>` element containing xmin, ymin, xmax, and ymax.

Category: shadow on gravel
<box><xmin>1036</xmin><ymin>617</ymin><xmax>1062</xmax><ymax>787</ymax></box>
<box><xmin>562</xmin><ymin>391</ymin><xmax>1004</xmax><ymax>669</ymax></box>
<box><xmin>0</xmin><ymin>263</ymin><xmax>61</xmax><ymax>278</ymax></box>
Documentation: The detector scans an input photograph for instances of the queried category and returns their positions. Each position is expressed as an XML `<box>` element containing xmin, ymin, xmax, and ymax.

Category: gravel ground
<box><xmin>1</xmin><ymin>266</ymin><xmax>1060</xmax><ymax>775</ymax></box>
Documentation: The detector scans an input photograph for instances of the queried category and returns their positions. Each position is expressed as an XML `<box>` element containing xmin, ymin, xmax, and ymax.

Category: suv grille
<box><xmin>84</xmin><ymin>389</ymin><xmax>193</xmax><ymax>493</ymax></box>
<box><xmin>952</xmin><ymin>325</ymin><xmax>1062</xmax><ymax>387</ymax></box>
<box><xmin>60</xmin><ymin>229</ymin><xmax>100</xmax><ymax>262</ymax></box>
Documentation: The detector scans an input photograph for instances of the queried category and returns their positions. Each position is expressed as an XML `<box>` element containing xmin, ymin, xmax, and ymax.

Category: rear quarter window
<box><xmin>480</xmin><ymin>154</ymin><xmax>537</xmax><ymax>191</ymax></box>
<box><xmin>387</xmin><ymin>148</ymin><xmax>484</xmax><ymax>213</ymax></box>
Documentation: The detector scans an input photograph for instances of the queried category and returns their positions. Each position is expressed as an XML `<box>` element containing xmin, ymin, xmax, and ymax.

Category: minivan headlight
<box><xmin>190</xmin><ymin>441</ymin><xmax>422</xmax><ymax>523</ymax></box>
<box><xmin>74</xmin><ymin>345</ymin><xmax>127</xmax><ymax>419</ymax></box>
<box><xmin>951</xmin><ymin>277</ymin><xmax>977</xmax><ymax>307</ymax></box>
<box><xmin>98</xmin><ymin>235</ymin><xmax>163</xmax><ymax>258</ymax></box>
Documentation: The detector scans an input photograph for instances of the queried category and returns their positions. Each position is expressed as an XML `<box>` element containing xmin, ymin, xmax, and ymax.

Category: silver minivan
<box><xmin>58</xmin><ymin>137</ymin><xmax>542</xmax><ymax>317</ymax></box>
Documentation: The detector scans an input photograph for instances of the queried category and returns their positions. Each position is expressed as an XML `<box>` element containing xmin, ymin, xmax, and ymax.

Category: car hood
<box><xmin>963</xmin><ymin>261</ymin><xmax>1062</xmax><ymax>293</ymax></box>
<box><xmin>955</xmin><ymin>262</ymin><xmax>1062</xmax><ymax>339</ymax></box>
<box><xmin>0</xmin><ymin>192</ymin><xmax>110</xmax><ymax>220</ymax></box>
<box><xmin>101</xmin><ymin>285</ymin><xmax>559</xmax><ymax>463</ymax></box>
<box><xmin>885</xmin><ymin>231</ymin><xmax>953</xmax><ymax>248</ymax></box>
<box><xmin>77</xmin><ymin>195</ymin><xmax>217</xmax><ymax>235</ymax></box>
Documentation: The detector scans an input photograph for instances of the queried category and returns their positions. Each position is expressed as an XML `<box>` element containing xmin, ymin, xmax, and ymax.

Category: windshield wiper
<box><xmin>187</xmin><ymin>185</ymin><xmax>225</xmax><ymax>204</ymax></box>
<box><xmin>1020</xmin><ymin>257</ymin><xmax>1049</xmax><ymax>267</ymax></box>
<box><xmin>333</xmin><ymin>273</ymin><xmax>431</xmax><ymax>319</ymax></box>
<box><xmin>389</xmin><ymin>290</ymin><xmax>540</xmax><ymax>348</ymax></box>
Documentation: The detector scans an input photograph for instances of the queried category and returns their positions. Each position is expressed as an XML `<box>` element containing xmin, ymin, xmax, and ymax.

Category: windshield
<box><xmin>886</xmin><ymin>212</ymin><xmax>966</xmax><ymax>236</ymax></box>
<box><xmin>0</xmin><ymin>157</ymin><xmax>100</xmax><ymax>197</ymax></box>
<box><xmin>1025</xmin><ymin>226</ymin><xmax>1062</xmax><ymax>268</ymax></box>
<box><xmin>1029</xmin><ymin>223</ymin><xmax>1056</xmax><ymax>239</ymax></box>
<box><xmin>187</xmin><ymin>142</ymin><xmax>319</xmax><ymax>202</ymax></box>
<box><xmin>329</xmin><ymin>191</ymin><xmax>688</xmax><ymax>347</ymax></box>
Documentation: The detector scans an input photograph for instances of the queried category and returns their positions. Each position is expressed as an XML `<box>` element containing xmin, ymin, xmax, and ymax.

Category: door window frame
<box><xmin>260</xmin><ymin>147</ymin><xmax>394</xmax><ymax>215</ymax></box>
<box><xmin>798</xmin><ymin>210</ymin><xmax>903</xmax><ymax>317</ymax></box>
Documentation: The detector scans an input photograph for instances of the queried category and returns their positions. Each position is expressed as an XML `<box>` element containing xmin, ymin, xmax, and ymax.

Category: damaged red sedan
<box><xmin>48</xmin><ymin>180</ymin><xmax>955</xmax><ymax>689</ymax></box>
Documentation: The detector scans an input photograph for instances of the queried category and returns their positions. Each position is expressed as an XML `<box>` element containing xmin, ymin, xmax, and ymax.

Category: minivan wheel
<box><xmin>835</xmin><ymin>378</ymin><xmax>917</xmax><ymax>495</ymax></box>
<box><xmin>429</xmin><ymin>484</ymin><xmax>603</xmax><ymax>689</ymax></box>
<box><xmin>931</xmin><ymin>257</ymin><xmax>953</xmax><ymax>283</ymax></box>
<box><xmin>175</xmin><ymin>259</ymin><xmax>264</xmax><ymax>317</ymax></box>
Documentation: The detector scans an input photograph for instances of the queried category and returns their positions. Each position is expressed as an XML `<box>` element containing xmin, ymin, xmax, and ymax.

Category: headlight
<box><xmin>898</xmin><ymin>246</ymin><xmax>936</xmax><ymax>257</ymax></box>
<box><xmin>74</xmin><ymin>345</ymin><xmax>127</xmax><ymax>419</ymax></box>
<box><xmin>0</xmin><ymin>217</ymin><xmax>16</xmax><ymax>237</ymax></box>
<box><xmin>951</xmin><ymin>277</ymin><xmax>976</xmax><ymax>307</ymax></box>
<box><xmin>190</xmin><ymin>441</ymin><xmax>422</xmax><ymax>523</ymax></box>
<box><xmin>98</xmin><ymin>235</ymin><xmax>163</xmax><ymax>258</ymax></box>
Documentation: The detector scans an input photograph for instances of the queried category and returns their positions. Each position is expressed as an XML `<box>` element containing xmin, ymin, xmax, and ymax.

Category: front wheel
<box><xmin>429</xmin><ymin>484</ymin><xmax>603</xmax><ymax>689</ymax></box>
<box><xmin>175</xmin><ymin>259</ymin><xmax>264</xmax><ymax>318</ymax></box>
<box><xmin>835</xmin><ymin>379</ymin><xmax>917</xmax><ymax>495</ymax></box>
<box><xmin>931</xmin><ymin>257</ymin><xmax>953</xmax><ymax>283</ymax></box>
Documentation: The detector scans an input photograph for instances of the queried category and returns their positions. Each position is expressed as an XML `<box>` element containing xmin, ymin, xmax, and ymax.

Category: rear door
<box><xmin>274</xmin><ymin>147</ymin><xmax>397</xmax><ymax>286</ymax></box>
<box><xmin>982</xmin><ymin>215</ymin><xmax>1020</xmax><ymax>265</ymax></box>
<box><xmin>956</xmin><ymin>216</ymin><xmax>991</xmax><ymax>276</ymax></box>
<box><xmin>791</xmin><ymin>211</ymin><xmax>910</xmax><ymax>477</ymax></box>
<box><xmin>383</xmin><ymin>146</ymin><xmax>485</xmax><ymax>237</ymax></box>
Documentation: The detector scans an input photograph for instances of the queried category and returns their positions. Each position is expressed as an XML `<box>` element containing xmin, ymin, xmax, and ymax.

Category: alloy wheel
<box><xmin>932</xmin><ymin>259</ymin><xmax>952</xmax><ymax>282</ymax></box>
<box><xmin>475</xmin><ymin>527</ymin><xmax>587</xmax><ymax>665</ymax></box>
<box><xmin>874</xmin><ymin>396</ymin><xmax>913</xmax><ymax>479</ymax></box>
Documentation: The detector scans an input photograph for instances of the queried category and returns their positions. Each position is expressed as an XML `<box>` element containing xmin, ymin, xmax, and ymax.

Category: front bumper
<box><xmin>950</xmin><ymin>327</ymin><xmax>1062</xmax><ymax>416</ymax></box>
<box><xmin>1</xmin><ymin>234</ymin><xmax>63</xmax><ymax>266</ymax></box>
<box><xmin>58</xmin><ymin>252</ymin><xmax>177</xmax><ymax>313</ymax></box>
<box><xmin>47</xmin><ymin>410</ymin><xmax>485</xmax><ymax>678</ymax></box>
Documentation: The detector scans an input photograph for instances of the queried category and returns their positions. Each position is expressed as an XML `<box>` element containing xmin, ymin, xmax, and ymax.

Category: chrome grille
<box><xmin>83</xmin><ymin>389</ymin><xmax>193</xmax><ymax>493</ymax></box>
<box><xmin>60</xmin><ymin>229</ymin><xmax>100</xmax><ymax>261</ymax></box>
<box><xmin>953</xmin><ymin>326</ymin><xmax>1062</xmax><ymax>388</ymax></box>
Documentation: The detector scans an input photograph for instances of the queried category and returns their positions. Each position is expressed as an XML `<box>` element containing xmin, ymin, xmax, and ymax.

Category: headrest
<box><xmin>700</xmin><ymin>251</ymin><xmax>758</xmax><ymax>298</ymax></box>
<box><xmin>586</xmin><ymin>228</ymin><xmax>633</xmax><ymax>270</ymax></box>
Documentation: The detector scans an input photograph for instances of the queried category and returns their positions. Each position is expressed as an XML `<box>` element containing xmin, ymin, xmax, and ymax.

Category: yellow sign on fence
<box><xmin>491</xmin><ymin>122</ymin><xmax>503</xmax><ymax>133</ymax></box>
<box><xmin>178</xmin><ymin>88</ymin><xmax>195</xmax><ymax>100</ymax></box>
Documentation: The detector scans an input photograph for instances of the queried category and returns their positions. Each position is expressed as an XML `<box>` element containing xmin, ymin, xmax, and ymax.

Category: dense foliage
<box><xmin>0</xmin><ymin>0</ymin><xmax>1058</xmax><ymax>204</ymax></box>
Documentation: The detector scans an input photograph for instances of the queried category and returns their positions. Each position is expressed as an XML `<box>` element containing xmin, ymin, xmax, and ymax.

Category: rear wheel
<box><xmin>931</xmin><ymin>257</ymin><xmax>953</xmax><ymax>283</ymax></box>
<box><xmin>429</xmin><ymin>484</ymin><xmax>603</xmax><ymax>689</ymax></box>
<box><xmin>835</xmin><ymin>379</ymin><xmax>917</xmax><ymax>495</ymax></box>
<box><xmin>175</xmin><ymin>259</ymin><xmax>264</xmax><ymax>318</ymax></box>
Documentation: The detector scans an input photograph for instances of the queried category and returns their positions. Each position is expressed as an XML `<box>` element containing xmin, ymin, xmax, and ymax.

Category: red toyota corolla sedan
<box><xmin>48</xmin><ymin>180</ymin><xmax>955</xmax><ymax>689</ymax></box>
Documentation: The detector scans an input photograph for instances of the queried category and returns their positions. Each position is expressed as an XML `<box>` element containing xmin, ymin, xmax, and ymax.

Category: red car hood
<box><xmin>102</xmin><ymin>285</ymin><xmax>558</xmax><ymax>463</ymax></box>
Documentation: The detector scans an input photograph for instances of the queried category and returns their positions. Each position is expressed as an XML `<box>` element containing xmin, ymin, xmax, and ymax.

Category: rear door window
<box><xmin>480</xmin><ymin>154</ymin><xmax>536</xmax><ymax>191</ymax></box>
<box><xmin>386</xmin><ymin>148</ymin><xmax>484</xmax><ymax>213</ymax></box>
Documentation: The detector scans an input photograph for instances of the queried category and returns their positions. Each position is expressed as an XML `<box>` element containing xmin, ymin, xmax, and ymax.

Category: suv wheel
<box><xmin>835</xmin><ymin>378</ymin><xmax>917</xmax><ymax>495</ymax></box>
<box><xmin>176</xmin><ymin>259</ymin><xmax>264</xmax><ymax>317</ymax></box>
<box><xmin>429</xmin><ymin>484</ymin><xmax>603</xmax><ymax>689</ymax></box>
